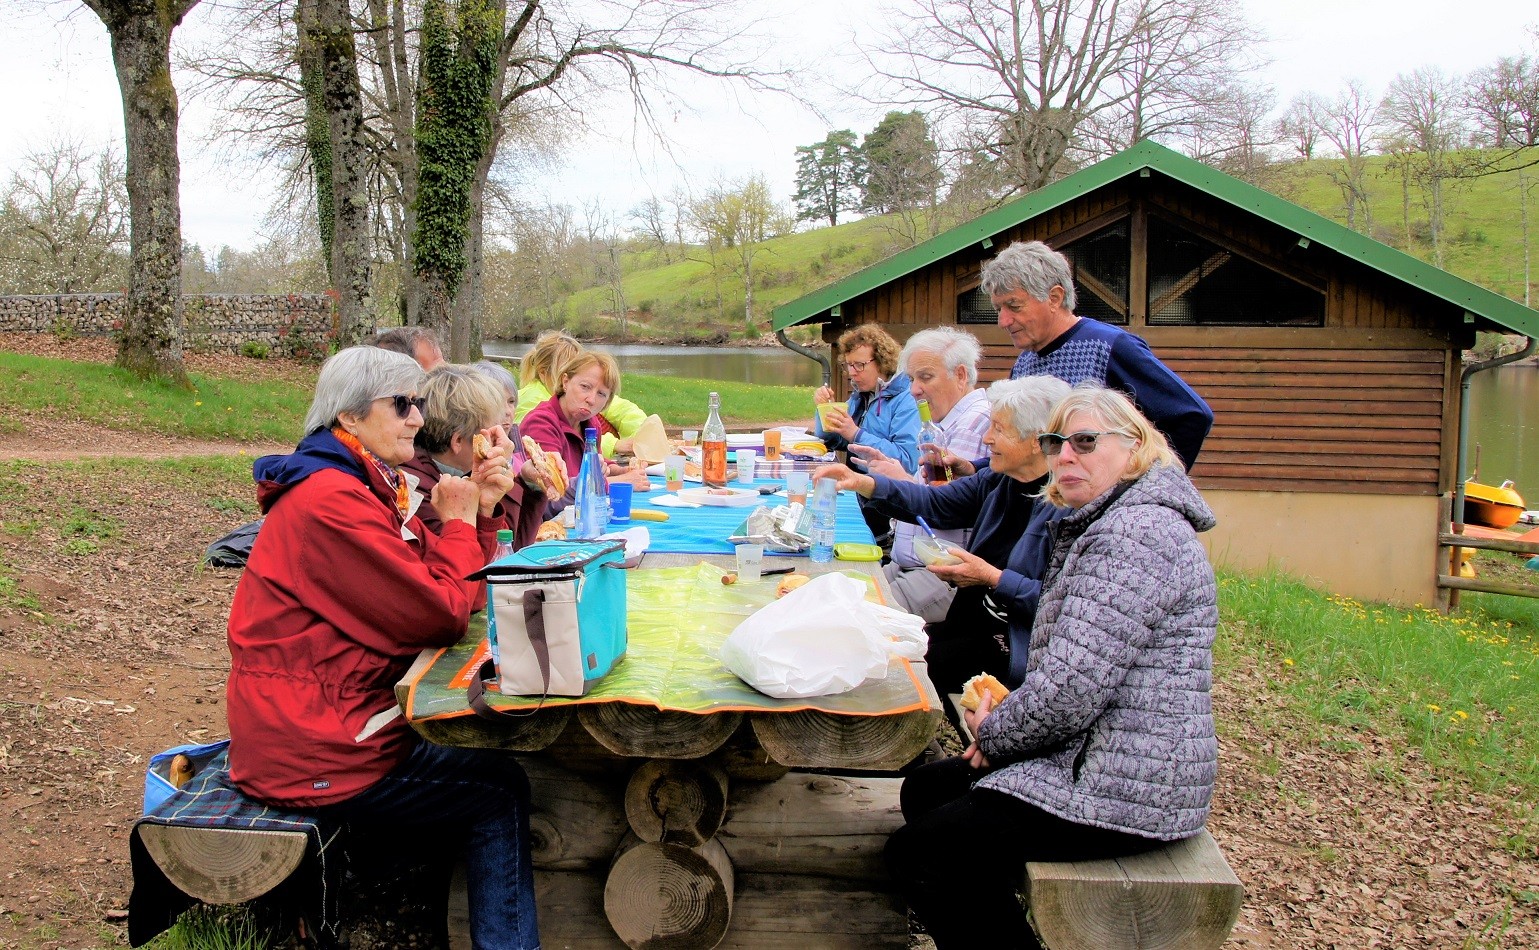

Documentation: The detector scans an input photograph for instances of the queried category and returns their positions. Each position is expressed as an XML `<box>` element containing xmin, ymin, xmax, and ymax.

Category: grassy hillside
<box><xmin>527</xmin><ymin>148</ymin><xmax>1538</xmax><ymax>343</ymax></box>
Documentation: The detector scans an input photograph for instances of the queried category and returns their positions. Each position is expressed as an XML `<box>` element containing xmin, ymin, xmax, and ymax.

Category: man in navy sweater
<box><xmin>984</xmin><ymin>241</ymin><xmax>1213</xmax><ymax>470</ymax></box>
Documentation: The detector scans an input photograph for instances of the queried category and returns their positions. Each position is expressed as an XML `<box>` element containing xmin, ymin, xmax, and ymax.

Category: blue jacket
<box><xmin>866</xmin><ymin>468</ymin><xmax>1062</xmax><ymax>686</ymax></box>
<box><xmin>816</xmin><ymin>373</ymin><xmax>921</xmax><ymax>474</ymax></box>
<box><xmin>1012</xmin><ymin>318</ymin><xmax>1213</xmax><ymax>470</ymax></box>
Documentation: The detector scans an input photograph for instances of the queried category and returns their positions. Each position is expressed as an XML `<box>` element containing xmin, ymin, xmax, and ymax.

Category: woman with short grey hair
<box><xmin>814</xmin><ymin>375</ymin><xmax>1072</xmax><ymax>705</ymax></box>
<box><xmin>886</xmin><ymin>383</ymin><xmax>1218</xmax><ymax>949</ymax></box>
<box><xmin>473</xmin><ymin>360</ymin><xmax>520</xmax><ymax>431</ymax></box>
<box><xmin>229</xmin><ymin>346</ymin><xmax>540</xmax><ymax>947</ymax></box>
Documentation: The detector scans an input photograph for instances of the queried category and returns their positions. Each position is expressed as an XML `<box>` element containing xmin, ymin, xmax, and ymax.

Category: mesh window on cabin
<box><xmin>1061</xmin><ymin>221</ymin><xmax>1130</xmax><ymax>325</ymax></box>
<box><xmin>957</xmin><ymin>287</ymin><xmax>996</xmax><ymax>325</ymax></box>
<box><xmin>1146</xmin><ymin>217</ymin><xmax>1324</xmax><ymax>327</ymax></box>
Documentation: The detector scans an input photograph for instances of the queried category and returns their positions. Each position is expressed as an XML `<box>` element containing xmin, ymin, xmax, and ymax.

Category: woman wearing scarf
<box><xmin>226</xmin><ymin>346</ymin><xmax>539</xmax><ymax>949</ymax></box>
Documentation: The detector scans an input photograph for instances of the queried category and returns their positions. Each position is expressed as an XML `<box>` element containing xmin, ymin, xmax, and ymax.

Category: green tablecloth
<box><xmin>402</xmin><ymin>564</ymin><xmax>931</xmax><ymax>720</ymax></box>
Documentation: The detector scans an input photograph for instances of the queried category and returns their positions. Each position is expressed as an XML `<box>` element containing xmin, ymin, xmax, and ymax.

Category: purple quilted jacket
<box><xmin>974</xmin><ymin>462</ymin><xmax>1218</xmax><ymax>840</ymax></box>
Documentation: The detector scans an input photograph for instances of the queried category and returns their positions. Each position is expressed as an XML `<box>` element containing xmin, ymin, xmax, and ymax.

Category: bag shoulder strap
<box><xmin>467</xmin><ymin>588</ymin><xmax>551</xmax><ymax>719</ymax></box>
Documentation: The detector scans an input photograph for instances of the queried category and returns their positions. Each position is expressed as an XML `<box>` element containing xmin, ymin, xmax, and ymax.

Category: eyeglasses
<box><xmin>842</xmin><ymin>360</ymin><xmax>871</xmax><ymax>373</ymax></box>
<box><xmin>1037</xmin><ymin>430</ymin><xmax>1133</xmax><ymax>456</ymax></box>
<box><xmin>381</xmin><ymin>393</ymin><xmax>427</xmax><ymax>418</ymax></box>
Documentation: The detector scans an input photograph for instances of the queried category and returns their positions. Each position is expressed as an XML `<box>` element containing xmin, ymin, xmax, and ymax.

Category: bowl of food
<box><xmin>913</xmin><ymin>535</ymin><xmax>964</xmax><ymax>566</ymax></box>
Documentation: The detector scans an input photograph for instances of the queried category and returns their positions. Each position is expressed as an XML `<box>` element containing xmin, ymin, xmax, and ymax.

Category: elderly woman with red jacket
<box><xmin>226</xmin><ymin>346</ymin><xmax>539</xmax><ymax>949</ymax></box>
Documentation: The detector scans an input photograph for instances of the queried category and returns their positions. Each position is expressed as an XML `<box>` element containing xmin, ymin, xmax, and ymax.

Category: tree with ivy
<box><xmin>79</xmin><ymin>0</ymin><xmax>202</xmax><ymax>385</ymax></box>
<box><xmin>195</xmin><ymin>0</ymin><xmax>777</xmax><ymax>361</ymax></box>
<box><xmin>793</xmin><ymin>130</ymin><xmax>864</xmax><ymax>228</ymax></box>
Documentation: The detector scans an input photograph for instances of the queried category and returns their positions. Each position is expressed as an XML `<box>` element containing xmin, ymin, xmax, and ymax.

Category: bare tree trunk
<box><xmin>85</xmin><ymin>0</ymin><xmax>199</xmax><ymax>385</ymax></box>
<box><xmin>305</xmin><ymin>0</ymin><xmax>375</xmax><ymax>347</ymax></box>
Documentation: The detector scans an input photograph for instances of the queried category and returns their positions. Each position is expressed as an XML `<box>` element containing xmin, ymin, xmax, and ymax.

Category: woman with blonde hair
<box><xmin>520</xmin><ymin>350</ymin><xmax>651</xmax><ymax>492</ymax></box>
<box><xmin>514</xmin><ymin>330</ymin><xmax>648</xmax><ymax>459</ymax></box>
<box><xmin>885</xmin><ymin>382</ymin><xmax>1217</xmax><ymax>949</ymax></box>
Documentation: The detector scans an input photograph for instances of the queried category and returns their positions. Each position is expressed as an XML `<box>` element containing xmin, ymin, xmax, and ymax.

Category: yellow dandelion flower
<box><xmin>195</xmin><ymin>400</ymin><xmax>203</xmax><ymax>406</ymax></box>
<box><xmin>1282</xmin><ymin>658</ymin><xmax>1295</xmax><ymax>667</ymax></box>
<box><xmin>1427</xmin><ymin>704</ymin><xmax>1442</xmax><ymax>713</ymax></box>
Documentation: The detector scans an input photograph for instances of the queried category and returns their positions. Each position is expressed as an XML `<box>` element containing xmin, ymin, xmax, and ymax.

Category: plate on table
<box><xmin>726</xmin><ymin>433</ymin><xmax>763</xmax><ymax>447</ymax></box>
<box><xmin>676</xmin><ymin>487</ymin><xmax>762</xmax><ymax>507</ymax></box>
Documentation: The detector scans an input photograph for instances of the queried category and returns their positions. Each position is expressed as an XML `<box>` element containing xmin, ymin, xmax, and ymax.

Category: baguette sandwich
<box><xmin>521</xmin><ymin>435</ymin><xmax>569</xmax><ymax>496</ymax></box>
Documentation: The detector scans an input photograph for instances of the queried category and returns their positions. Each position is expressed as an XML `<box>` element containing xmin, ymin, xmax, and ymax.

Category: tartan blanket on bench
<box><xmin>128</xmin><ymin>748</ymin><xmax>344</xmax><ymax>947</ymax></box>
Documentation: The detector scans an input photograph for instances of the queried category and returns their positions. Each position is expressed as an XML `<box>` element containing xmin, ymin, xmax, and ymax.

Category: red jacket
<box><xmin>519</xmin><ymin>393</ymin><xmax>615</xmax><ymax>482</ymax></box>
<box><xmin>227</xmin><ymin>430</ymin><xmax>495</xmax><ymax>807</ymax></box>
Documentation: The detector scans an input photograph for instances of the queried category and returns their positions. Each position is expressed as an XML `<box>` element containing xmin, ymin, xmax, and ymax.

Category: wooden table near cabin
<box><xmin>396</xmin><ymin>484</ymin><xmax>941</xmax><ymax>950</ymax></box>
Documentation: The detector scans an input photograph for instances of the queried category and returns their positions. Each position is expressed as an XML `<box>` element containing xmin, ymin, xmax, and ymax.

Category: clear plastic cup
<box><xmin>786</xmin><ymin>470</ymin><xmax>809</xmax><ymax>505</ymax></box>
<box><xmin>736</xmin><ymin>449</ymin><xmax>757</xmax><ymax>483</ymax></box>
<box><xmin>682</xmin><ymin>429</ymin><xmax>699</xmax><ymax>446</ymax></box>
<box><xmin>735</xmin><ymin>543</ymin><xmax>764</xmax><ymax>582</ymax></box>
<box><xmin>664</xmin><ymin>455</ymin><xmax>685</xmax><ymax>492</ymax></box>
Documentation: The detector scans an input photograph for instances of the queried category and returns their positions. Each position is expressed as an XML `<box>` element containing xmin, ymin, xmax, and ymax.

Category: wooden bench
<box><xmin>947</xmin><ymin>695</ymin><xmax>1243</xmax><ymax>950</ymax></box>
<box><xmin>136</xmin><ymin>825</ymin><xmax>308</xmax><ymax>904</ymax></box>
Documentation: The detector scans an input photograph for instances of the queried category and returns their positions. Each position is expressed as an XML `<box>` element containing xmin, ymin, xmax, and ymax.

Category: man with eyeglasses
<box><xmin>985</xmin><ymin>241</ymin><xmax>1212</xmax><ymax>469</ymax></box>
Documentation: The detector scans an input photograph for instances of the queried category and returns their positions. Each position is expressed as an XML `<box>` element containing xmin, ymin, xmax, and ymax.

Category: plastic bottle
<box><xmin>486</xmin><ymin>529</ymin><xmax>515</xmax><ymax>678</ymax></box>
<box><xmin>917</xmin><ymin>399</ymin><xmax>951</xmax><ymax>484</ymax></box>
<box><xmin>809</xmin><ymin>476</ymin><xmax>837</xmax><ymax>563</ymax></box>
<box><xmin>576</xmin><ymin>427</ymin><xmax>608</xmax><ymax>537</ymax></box>
<box><xmin>702</xmin><ymin>391</ymin><xmax>728</xmax><ymax>488</ymax></box>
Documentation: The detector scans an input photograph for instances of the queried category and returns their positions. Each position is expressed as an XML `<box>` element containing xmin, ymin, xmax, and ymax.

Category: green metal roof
<box><xmin>771</xmin><ymin>139</ymin><xmax>1539</xmax><ymax>338</ymax></box>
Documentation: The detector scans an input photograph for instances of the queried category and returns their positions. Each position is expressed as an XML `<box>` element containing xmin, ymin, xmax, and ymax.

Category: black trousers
<box><xmin>885</xmin><ymin>757</ymin><xmax>1163</xmax><ymax>949</ymax></box>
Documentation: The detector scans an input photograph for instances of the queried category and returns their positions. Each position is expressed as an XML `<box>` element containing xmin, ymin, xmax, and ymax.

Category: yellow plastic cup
<box><xmin>817</xmin><ymin>402</ymin><xmax>844</xmax><ymax>428</ymax></box>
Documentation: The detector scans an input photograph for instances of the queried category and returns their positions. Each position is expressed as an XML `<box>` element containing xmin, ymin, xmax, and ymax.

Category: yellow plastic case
<box><xmin>833</xmin><ymin>542</ymin><xmax>883</xmax><ymax>561</ymax></box>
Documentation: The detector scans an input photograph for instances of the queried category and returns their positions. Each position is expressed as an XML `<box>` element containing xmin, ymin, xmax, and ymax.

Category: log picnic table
<box><xmin>397</xmin><ymin>477</ymin><xmax>942</xmax><ymax>949</ymax></box>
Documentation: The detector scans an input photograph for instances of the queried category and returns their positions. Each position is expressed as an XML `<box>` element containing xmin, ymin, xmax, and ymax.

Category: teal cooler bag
<box><xmin>473</xmin><ymin>539</ymin><xmax>628</xmax><ymax>697</ymax></box>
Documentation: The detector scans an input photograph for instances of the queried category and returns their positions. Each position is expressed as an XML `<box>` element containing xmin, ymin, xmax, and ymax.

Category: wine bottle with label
<box><xmin>702</xmin><ymin>391</ymin><xmax>728</xmax><ymax>487</ymax></box>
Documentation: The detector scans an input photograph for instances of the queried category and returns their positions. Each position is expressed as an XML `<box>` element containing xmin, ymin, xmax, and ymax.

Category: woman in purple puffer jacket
<box><xmin>885</xmin><ymin>382</ymin><xmax>1219</xmax><ymax>949</ymax></box>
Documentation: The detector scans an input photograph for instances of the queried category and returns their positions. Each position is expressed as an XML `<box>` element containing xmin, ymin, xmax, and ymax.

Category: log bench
<box><xmin>947</xmin><ymin>694</ymin><xmax>1244</xmax><ymax>950</ymax></box>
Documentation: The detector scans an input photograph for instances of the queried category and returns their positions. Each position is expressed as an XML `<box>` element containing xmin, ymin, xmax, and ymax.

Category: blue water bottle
<box><xmin>809</xmin><ymin>476</ymin><xmax>837</xmax><ymax>563</ymax></box>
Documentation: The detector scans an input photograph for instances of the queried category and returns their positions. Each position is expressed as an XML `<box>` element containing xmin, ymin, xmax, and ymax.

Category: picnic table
<box><xmin>398</xmin><ymin>475</ymin><xmax>941</xmax><ymax>949</ymax></box>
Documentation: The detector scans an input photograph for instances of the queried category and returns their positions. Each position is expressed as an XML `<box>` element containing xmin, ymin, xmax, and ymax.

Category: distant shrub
<box><xmin>240</xmin><ymin>341</ymin><xmax>270</xmax><ymax>359</ymax></box>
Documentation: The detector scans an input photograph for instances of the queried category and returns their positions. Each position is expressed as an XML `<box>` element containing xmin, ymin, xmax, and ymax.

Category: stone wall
<box><xmin>0</xmin><ymin>294</ymin><xmax>342</xmax><ymax>358</ymax></box>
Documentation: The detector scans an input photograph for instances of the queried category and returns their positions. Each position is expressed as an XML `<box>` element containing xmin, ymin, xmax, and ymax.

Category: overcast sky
<box><xmin>1</xmin><ymin>0</ymin><xmax>1534</xmax><ymax>253</ymax></box>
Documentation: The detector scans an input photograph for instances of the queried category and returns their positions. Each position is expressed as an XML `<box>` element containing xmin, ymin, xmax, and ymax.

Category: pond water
<box><xmin>481</xmin><ymin>341</ymin><xmax>828</xmax><ymax>389</ymax></box>
<box><xmin>1466</xmin><ymin>364</ymin><xmax>1539</xmax><ymax>498</ymax></box>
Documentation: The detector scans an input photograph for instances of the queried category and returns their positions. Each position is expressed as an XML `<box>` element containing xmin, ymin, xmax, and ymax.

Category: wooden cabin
<box><xmin>771</xmin><ymin>140</ymin><xmax>1539</xmax><ymax>606</ymax></box>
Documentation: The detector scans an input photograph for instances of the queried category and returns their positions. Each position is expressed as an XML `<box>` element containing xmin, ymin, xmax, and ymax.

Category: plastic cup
<box><xmin>816</xmin><ymin>402</ymin><xmax>843</xmax><ymax>429</ymax></box>
<box><xmin>664</xmin><ymin>455</ymin><xmax>686</xmax><ymax>492</ymax></box>
<box><xmin>786</xmin><ymin>470</ymin><xmax>809</xmax><ymax>505</ymax></box>
<box><xmin>682</xmin><ymin>429</ymin><xmax>699</xmax><ymax>446</ymax></box>
<box><xmin>736</xmin><ymin>449</ymin><xmax>757</xmax><ymax>484</ymax></box>
<box><xmin>762</xmin><ymin>429</ymin><xmax>782</xmax><ymax>462</ymax></box>
<box><xmin>735</xmin><ymin>543</ymin><xmax>764</xmax><ymax>582</ymax></box>
<box><xmin>608</xmin><ymin>482</ymin><xmax>633</xmax><ymax>522</ymax></box>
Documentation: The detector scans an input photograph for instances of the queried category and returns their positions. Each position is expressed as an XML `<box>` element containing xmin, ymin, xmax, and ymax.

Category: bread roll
<box><xmin>958</xmin><ymin>673</ymin><xmax>1009</xmax><ymax>711</ymax></box>
<box><xmin>472</xmin><ymin>433</ymin><xmax>492</xmax><ymax>460</ymax></box>
<box><xmin>775</xmin><ymin>573</ymin><xmax>811</xmax><ymax>597</ymax></box>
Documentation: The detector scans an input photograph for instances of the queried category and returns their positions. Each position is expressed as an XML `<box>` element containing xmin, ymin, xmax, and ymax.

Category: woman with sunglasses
<box><xmin>227</xmin><ymin>346</ymin><xmax>540</xmax><ymax>948</ymax></box>
<box><xmin>813</xmin><ymin>375</ymin><xmax>1071</xmax><ymax>708</ymax></box>
<box><xmin>885</xmin><ymin>382</ymin><xmax>1218</xmax><ymax>950</ymax></box>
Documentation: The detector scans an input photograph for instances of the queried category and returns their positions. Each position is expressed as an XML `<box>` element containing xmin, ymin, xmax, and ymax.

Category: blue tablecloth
<box><xmin>626</xmin><ymin>477</ymin><xmax>874</xmax><ymax>556</ymax></box>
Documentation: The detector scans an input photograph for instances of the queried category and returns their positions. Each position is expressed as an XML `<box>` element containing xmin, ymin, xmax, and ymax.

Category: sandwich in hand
<box><xmin>472</xmin><ymin>433</ymin><xmax>493</xmax><ymax>460</ymax></box>
<box><xmin>958</xmin><ymin>672</ymin><xmax>1009</xmax><ymax>712</ymax></box>
<box><xmin>521</xmin><ymin>435</ymin><xmax>569</xmax><ymax>496</ymax></box>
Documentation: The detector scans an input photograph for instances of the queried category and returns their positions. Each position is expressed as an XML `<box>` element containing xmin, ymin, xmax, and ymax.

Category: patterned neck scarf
<box><xmin>333</xmin><ymin>426</ymin><xmax>412</xmax><ymax>520</ymax></box>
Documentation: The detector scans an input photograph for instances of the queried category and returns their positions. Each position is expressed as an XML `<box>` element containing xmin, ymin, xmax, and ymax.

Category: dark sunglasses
<box><xmin>382</xmin><ymin>394</ymin><xmax>427</xmax><ymax>418</ymax></box>
<box><xmin>1037</xmin><ymin>429</ymin><xmax>1133</xmax><ymax>456</ymax></box>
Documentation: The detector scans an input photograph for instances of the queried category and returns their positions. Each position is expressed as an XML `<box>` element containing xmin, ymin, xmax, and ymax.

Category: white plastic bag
<box><xmin>720</xmin><ymin>573</ymin><xmax>928</xmax><ymax>698</ymax></box>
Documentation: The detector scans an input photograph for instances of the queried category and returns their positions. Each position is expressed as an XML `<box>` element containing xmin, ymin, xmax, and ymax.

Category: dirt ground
<box><xmin>0</xmin><ymin>338</ymin><xmax>1536</xmax><ymax>948</ymax></box>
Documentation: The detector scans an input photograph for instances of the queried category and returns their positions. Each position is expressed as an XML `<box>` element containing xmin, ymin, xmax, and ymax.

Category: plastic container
<box><xmin>487</xmin><ymin>529</ymin><xmax>516</xmax><ymax>676</ymax></box>
<box><xmin>809</xmin><ymin>476</ymin><xmax>837</xmax><ymax>563</ymax></box>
